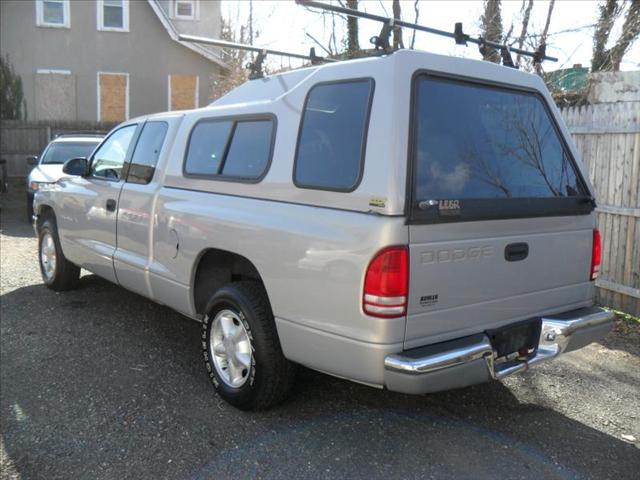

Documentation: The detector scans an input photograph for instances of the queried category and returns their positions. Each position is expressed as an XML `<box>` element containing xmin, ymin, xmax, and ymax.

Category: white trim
<box><xmin>97</xmin><ymin>71</ymin><xmax>130</xmax><ymax>122</ymax></box>
<box><xmin>36</xmin><ymin>68</ymin><xmax>72</xmax><ymax>75</ymax></box>
<box><xmin>174</xmin><ymin>0</ymin><xmax>196</xmax><ymax>20</ymax></box>
<box><xmin>146</xmin><ymin>0</ymin><xmax>227</xmax><ymax>69</ymax></box>
<box><xmin>35</xmin><ymin>0</ymin><xmax>70</xmax><ymax>29</ymax></box>
<box><xmin>97</xmin><ymin>0</ymin><xmax>129</xmax><ymax>33</ymax></box>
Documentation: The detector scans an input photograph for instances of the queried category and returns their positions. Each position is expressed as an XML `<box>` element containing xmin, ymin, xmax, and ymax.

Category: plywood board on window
<box><xmin>170</xmin><ymin>75</ymin><xmax>197</xmax><ymax>111</ymax></box>
<box><xmin>99</xmin><ymin>73</ymin><xmax>127</xmax><ymax>122</ymax></box>
<box><xmin>34</xmin><ymin>72</ymin><xmax>76</xmax><ymax>121</ymax></box>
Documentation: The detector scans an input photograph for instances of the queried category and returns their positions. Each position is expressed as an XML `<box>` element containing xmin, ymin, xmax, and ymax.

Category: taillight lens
<box><xmin>591</xmin><ymin>229</ymin><xmax>601</xmax><ymax>281</ymax></box>
<box><xmin>363</xmin><ymin>246</ymin><xmax>408</xmax><ymax>318</ymax></box>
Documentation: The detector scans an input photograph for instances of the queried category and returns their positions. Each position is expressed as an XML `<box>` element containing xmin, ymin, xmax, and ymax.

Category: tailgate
<box><xmin>406</xmin><ymin>216</ymin><xmax>594</xmax><ymax>347</ymax></box>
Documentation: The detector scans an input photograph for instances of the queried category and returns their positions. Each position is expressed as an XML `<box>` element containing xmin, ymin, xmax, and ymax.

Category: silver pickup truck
<box><xmin>34</xmin><ymin>50</ymin><xmax>614</xmax><ymax>410</ymax></box>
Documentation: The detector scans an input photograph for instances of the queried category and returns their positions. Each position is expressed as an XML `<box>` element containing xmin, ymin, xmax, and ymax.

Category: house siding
<box><xmin>0</xmin><ymin>0</ymin><xmax>223</xmax><ymax>122</ymax></box>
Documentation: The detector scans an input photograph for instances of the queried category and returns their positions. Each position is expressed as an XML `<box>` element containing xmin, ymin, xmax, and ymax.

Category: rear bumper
<box><xmin>384</xmin><ymin>306</ymin><xmax>615</xmax><ymax>395</ymax></box>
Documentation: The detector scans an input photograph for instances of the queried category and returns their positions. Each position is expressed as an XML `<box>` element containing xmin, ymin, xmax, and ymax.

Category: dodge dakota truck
<box><xmin>33</xmin><ymin>50</ymin><xmax>614</xmax><ymax>410</ymax></box>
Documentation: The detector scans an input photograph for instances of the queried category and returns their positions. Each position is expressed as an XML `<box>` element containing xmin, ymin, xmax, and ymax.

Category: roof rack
<box><xmin>178</xmin><ymin>34</ymin><xmax>337</xmax><ymax>79</ymax></box>
<box><xmin>296</xmin><ymin>0</ymin><xmax>557</xmax><ymax>68</ymax></box>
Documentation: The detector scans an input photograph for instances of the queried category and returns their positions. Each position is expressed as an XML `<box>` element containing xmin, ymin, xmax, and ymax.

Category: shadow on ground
<box><xmin>1</xmin><ymin>274</ymin><xmax>639</xmax><ymax>480</ymax></box>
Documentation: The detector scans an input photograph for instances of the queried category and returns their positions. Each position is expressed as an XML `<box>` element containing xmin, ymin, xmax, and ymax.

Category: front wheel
<box><xmin>38</xmin><ymin>217</ymin><xmax>80</xmax><ymax>291</ymax></box>
<box><xmin>26</xmin><ymin>193</ymin><xmax>34</xmax><ymax>223</ymax></box>
<box><xmin>202</xmin><ymin>281</ymin><xmax>296</xmax><ymax>410</ymax></box>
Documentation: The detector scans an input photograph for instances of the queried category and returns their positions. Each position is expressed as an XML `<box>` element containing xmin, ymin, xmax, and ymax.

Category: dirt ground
<box><xmin>1</xmin><ymin>189</ymin><xmax>639</xmax><ymax>480</ymax></box>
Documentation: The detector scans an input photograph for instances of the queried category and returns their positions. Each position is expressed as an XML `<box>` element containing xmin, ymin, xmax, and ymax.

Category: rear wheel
<box><xmin>38</xmin><ymin>217</ymin><xmax>80</xmax><ymax>291</ymax></box>
<box><xmin>202</xmin><ymin>281</ymin><xmax>296</xmax><ymax>410</ymax></box>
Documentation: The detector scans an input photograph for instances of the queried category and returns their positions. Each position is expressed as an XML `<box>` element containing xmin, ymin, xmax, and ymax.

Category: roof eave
<box><xmin>146</xmin><ymin>0</ymin><xmax>229</xmax><ymax>71</ymax></box>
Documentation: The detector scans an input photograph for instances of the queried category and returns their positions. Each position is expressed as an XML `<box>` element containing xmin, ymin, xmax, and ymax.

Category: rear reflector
<box><xmin>363</xmin><ymin>246</ymin><xmax>408</xmax><ymax>318</ymax></box>
<box><xmin>591</xmin><ymin>229</ymin><xmax>601</xmax><ymax>281</ymax></box>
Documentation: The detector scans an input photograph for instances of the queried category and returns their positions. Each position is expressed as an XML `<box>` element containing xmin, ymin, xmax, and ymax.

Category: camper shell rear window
<box><xmin>408</xmin><ymin>74</ymin><xmax>592</xmax><ymax>224</ymax></box>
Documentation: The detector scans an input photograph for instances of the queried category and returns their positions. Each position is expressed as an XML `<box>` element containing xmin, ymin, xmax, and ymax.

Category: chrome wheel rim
<box><xmin>210</xmin><ymin>309</ymin><xmax>253</xmax><ymax>388</ymax></box>
<box><xmin>40</xmin><ymin>232</ymin><xmax>57</xmax><ymax>281</ymax></box>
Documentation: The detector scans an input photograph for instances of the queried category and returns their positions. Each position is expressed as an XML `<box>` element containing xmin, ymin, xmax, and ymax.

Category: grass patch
<box><xmin>609</xmin><ymin>309</ymin><xmax>640</xmax><ymax>324</ymax></box>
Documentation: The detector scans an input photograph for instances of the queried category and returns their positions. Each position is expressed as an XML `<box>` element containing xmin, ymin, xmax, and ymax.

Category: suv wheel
<box><xmin>202</xmin><ymin>281</ymin><xmax>296</xmax><ymax>410</ymax></box>
<box><xmin>38</xmin><ymin>217</ymin><xmax>80</xmax><ymax>291</ymax></box>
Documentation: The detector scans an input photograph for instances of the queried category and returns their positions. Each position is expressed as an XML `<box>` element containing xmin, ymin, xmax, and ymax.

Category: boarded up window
<box><xmin>169</xmin><ymin>74</ymin><xmax>198</xmax><ymax>110</ymax></box>
<box><xmin>34</xmin><ymin>72</ymin><xmax>76</xmax><ymax>121</ymax></box>
<box><xmin>98</xmin><ymin>73</ymin><xmax>128</xmax><ymax>122</ymax></box>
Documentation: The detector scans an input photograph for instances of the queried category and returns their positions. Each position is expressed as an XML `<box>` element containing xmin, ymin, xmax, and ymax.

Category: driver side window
<box><xmin>91</xmin><ymin>125</ymin><xmax>137</xmax><ymax>180</ymax></box>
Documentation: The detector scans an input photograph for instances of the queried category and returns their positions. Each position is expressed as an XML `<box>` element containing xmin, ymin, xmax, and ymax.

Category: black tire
<box><xmin>202</xmin><ymin>281</ymin><xmax>296</xmax><ymax>410</ymax></box>
<box><xmin>38</xmin><ymin>217</ymin><xmax>80</xmax><ymax>291</ymax></box>
<box><xmin>26</xmin><ymin>193</ymin><xmax>34</xmax><ymax>223</ymax></box>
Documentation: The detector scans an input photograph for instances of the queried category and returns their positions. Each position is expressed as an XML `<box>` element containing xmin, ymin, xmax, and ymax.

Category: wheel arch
<box><xmin>191</xmin><ymin>248</ymin><xmax>268</xmax><ymax>316</ymax></box>
<box><xmin>35</xmin><ymin>203</ymin><xmax>56</xmax><ymax>227</ymax></box>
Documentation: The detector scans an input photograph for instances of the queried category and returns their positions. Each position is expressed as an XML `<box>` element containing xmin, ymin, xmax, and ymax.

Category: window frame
<box><xmin>406</xmin><ymin>71</ymin><xmax>593</xmax><ymax>225</ymax></box>
<box><xmin>89</xmin><ymin>123</ymin><xmax>140</xmax><ymax>182</ymax></box>
<box><xmin>35</xmin><ymin>0</ymin><xmax>70</xmax><ymax>29</ymax></box>
<box><xmin>292</xmin><ymin>78</ymin><xmax>375</xmax><ymax>193</ymax></box>
<box><xmin>97</xmin><ymin>0</ymin><xmax>129</xmax><ymax>33</ymax></box>
<box><xmin>174</xmin><ymin>0</ymin><xmax>196</xmax><ymax>20</ymax></box>
<box><xmin>182</xmin><ymin>113</ymin><xmax>277</xmax><ymax>184</ymax></box>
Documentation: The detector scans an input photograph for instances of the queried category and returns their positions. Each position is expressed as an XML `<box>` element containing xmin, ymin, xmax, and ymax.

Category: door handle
<box><xmin>106</xmin><ymin>199</ymin><xmax>117</xmax><ymax>212</ymax></box>
<box><xmin>504</xmin><ymin>242</ymin><xmax>529</xmax><ymax>262</ymax></box>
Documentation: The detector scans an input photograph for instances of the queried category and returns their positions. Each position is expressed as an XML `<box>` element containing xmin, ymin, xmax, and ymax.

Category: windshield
<box><xmin>41</xmin><ymin>141</ymin><xmax>101</xmax><ymax>165</ymax></box>
<box><xmin>413</xmin><ymin>76</ymin><xmax>586</xmax><ymax>201</ymax></box>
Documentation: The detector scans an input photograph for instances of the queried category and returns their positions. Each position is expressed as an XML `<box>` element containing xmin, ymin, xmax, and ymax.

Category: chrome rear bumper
<box><xmin>384</xmin><ymin>306</ymin><xmax>615</xmax><ymax>394</ymax></box>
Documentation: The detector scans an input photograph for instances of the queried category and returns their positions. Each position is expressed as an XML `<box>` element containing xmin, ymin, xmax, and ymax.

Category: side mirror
<box><xmin>62</xmin><ymin>157</ymin><xmax>90</xmax><ymax>176</ymax></box>
<box><xmin>27</xmin><ymin>156</ymin><xmax>38</xmax><ymax>166</ymax></box>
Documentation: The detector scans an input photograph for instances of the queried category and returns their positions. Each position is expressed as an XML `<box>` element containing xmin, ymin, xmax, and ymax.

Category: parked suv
<box><xmin>26</xmin><ymin>134</ymin><xmax>103</xmax><ymax>220</ymax></box>
<box><xmin>33</xmin><ymin>50</ymin><xmax>614</xmax><ymax>410</ymax></box>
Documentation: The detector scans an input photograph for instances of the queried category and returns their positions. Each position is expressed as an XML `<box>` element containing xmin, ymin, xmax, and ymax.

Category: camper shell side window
<box><xmin>293</xmin><ymin>78</ymin><xmax>375</xmax><ymax>192</ymax></box>
<box><xmin>183</xmin><ymin>114</ymin><xmax>277</xmax><ymax>183</ymax></box>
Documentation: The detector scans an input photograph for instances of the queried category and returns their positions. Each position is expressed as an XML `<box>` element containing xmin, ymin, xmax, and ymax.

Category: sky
<box><xmin>219</xmin><ymin>0</ymin><xmax>640</xmax><ymax>72</ymax></box>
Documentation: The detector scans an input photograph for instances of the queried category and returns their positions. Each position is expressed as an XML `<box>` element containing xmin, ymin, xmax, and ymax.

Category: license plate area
<box><xmin>486</xmin><ymin>318</ymin><xmax>541</xmax><ymax>358</ymax></box>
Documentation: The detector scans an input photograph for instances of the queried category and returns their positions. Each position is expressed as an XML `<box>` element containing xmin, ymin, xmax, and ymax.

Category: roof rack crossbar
<box><xmin>296</xmin><ymin>0</ymin><xmax>557</xmax><ymax>63</ymax></box>
<box><xmin>178</xmin><ymin>34</ymin><xmax>337</xmax><ymax>79</ymax></box>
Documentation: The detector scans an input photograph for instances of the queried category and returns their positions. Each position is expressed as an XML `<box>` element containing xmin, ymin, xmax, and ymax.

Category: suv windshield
<box><xmin>41</xmin><ymin>141</ymin><xmax>101</xmax><ymax>165</ymax></box>
<box><xmin>410</xmin><ymin>75</ymin><xmax>589</xmax><ymax>222</ymax></box>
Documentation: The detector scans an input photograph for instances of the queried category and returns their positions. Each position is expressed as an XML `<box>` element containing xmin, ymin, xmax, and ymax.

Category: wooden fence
<box><xmin>561</xmin><ymin>102</ymin><xmax>640</xmax><ymax>316</ymax></box>
<box><xmin>0</xmin><ymin>120</ymin><xmax>115</xmax><ymax>179</ymax></box>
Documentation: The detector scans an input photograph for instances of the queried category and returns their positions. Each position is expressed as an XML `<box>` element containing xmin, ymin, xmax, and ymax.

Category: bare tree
<box><xmin>392</xmin><ymin>0</ymin><xmax>404</xmax><ymax>49</ymax></box>
<box><xmin>210</xmin><ymin>17</ymin><xmax>250</xmax><ymax>100</ymax></box>
<box><xmin>410</xmin><ymin>0</ymin><xmax>420</xmax><ymax>49</ymax></box>
<box><xmin>534</xmin><ymin>0</ymin><xmax>556</xmax><ymax>74</ymax></box>
<box><xmin>345</xmin><ymin>0</ymin><xmax>360</xmax><ymax>56</ymax></box>
<box><xmin>515</xmin><ymin>0</ymin><xmax>534</xmax><ymax>66</ymax></box>
<box><xmin>592</xmin><ymin>0</ymin><xmax>640</xmax><ymax>71</ymax></box>
<box><xmin>592</xmin><ymin>0</ymin><xmax>622</xmax><ymax>70</ymax></box>
<box><xmin>480</xmin><ymin>0</ymin><xmax>503</xmax><ymax>63</ymax></box>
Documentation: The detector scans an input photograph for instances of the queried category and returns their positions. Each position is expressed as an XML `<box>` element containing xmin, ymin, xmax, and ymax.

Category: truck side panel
<box><xmin>149</xmin><ymin>188</ymin><xmax>409</xmax><ymax>346</ymax></box>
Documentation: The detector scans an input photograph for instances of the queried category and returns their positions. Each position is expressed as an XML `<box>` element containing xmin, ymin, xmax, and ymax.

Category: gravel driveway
<box><xmin>1</xmin><ymin>190</ymin><xmax>639</xmax><ymax>480</ymax></box>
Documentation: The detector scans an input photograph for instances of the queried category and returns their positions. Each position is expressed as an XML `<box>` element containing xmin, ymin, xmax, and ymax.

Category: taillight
<box><xmin>591</xmin><ymin>229</ymin><xmax>601</xmax><ymax>281</ymax></box>
<box><xmin>363</xmin><ymin>246</ymin><xmax>408</xmax><ymax>318</ymax></box>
